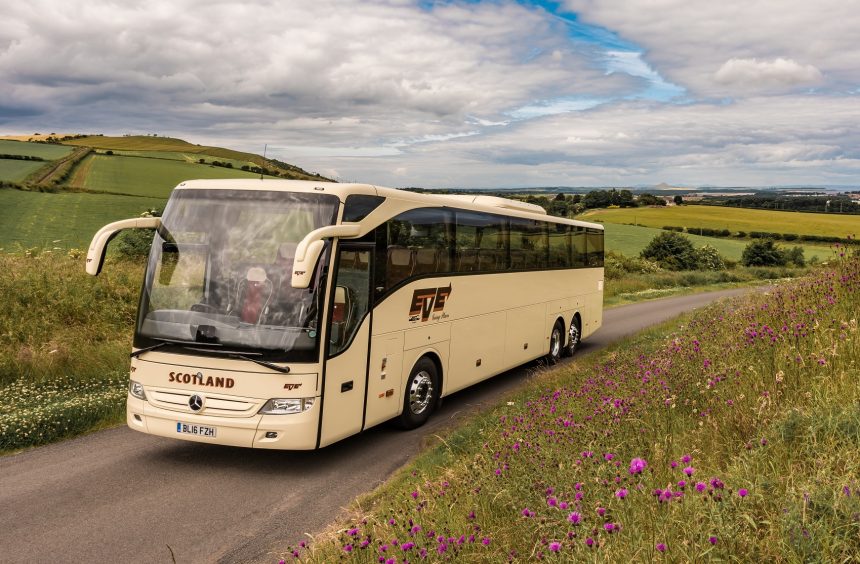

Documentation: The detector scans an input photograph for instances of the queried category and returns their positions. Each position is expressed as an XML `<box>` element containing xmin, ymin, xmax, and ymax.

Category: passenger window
<box><xmin>456</xmin><ymin>211</ymin><xmax>506</xmax><ymax>272</ymax></box>
<box><xmin>572</xmin><ymin>227</ymin><xmax>587</xmax><ymax>268</ymax></box>
<box><xmin>385</xmin><ymin>208</ymin><xmax>453</xmax><ymax>289</ymax></box>
<box><xmin>586</xmin><ymin>228</ymin><xmax>604</xmax><ymax>267</ymax></box>
<box><xmin>548</xmin><ymin>223</ymin><xmax>571</xmax><ymax>268</ymax></box>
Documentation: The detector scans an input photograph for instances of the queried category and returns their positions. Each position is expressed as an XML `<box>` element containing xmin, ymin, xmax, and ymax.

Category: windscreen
<box><xmin>135</xmin><ymin>189</ymin><xmax>340</xmax><ymax>361</ymax></box>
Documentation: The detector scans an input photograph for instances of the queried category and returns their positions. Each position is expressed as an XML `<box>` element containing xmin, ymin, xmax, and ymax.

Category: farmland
<box><xmin>0</xmin><ymin>139</ymin><xmax>74</xmax><ymax>160</ymax></box>
<box><xmin>604</xmin><ymin>223</ymin><xmax>833</xmax><ymax>263</ymax></box>
<box><xmin>581</xmin><ymin>205</ymin><xmax>859</xmax><ymax>240</ymax></box>
<box><xmin>0</xmin><ymin>189</ymin><xmax>165</xmax><ymax>249</ymax></box>
<box><xmin>0</xmin><ymin>160</ymin><xmax>46</xmax><ymax>182</ymax></box>
<box><xmin>74</xmin><ymin>153</ymin><xmax>264</xmax><ymax>198</ymax></box>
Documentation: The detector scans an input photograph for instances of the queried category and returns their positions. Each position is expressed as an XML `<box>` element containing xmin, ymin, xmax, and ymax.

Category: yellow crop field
<box><xmin>580</xmin><ymin>205</ymin><xmax>859</xmax><ymax>239</ymax></box>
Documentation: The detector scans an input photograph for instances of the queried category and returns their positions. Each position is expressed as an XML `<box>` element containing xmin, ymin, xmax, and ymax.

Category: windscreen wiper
<box><xmin>130</xmin><ymin>338</ymin><xmax>221</xmax><ymax>359</ymax></box>
<box><xmin>183</xmin><ymin>347</ymin><xmax>290</xmax><ymax>373</ymax></box>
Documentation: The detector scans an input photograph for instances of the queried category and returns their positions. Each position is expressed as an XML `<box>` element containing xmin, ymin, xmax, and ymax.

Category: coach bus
<box><xmin>86</xmin><ymin>179</ymin><xmax>604</xmax><ymax>449</ymax></box>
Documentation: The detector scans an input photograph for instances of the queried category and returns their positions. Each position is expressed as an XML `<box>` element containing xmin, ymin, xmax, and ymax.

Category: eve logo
<box><xmin>408</xmin><ymin>284</ymin><xmax>452</xmax><ymax>322</ymax></box>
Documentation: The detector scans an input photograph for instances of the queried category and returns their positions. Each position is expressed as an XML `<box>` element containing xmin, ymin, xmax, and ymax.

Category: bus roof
<box><xmin>173</xmin><ymin>179</ymin><xmax>604</xmax><ymax>230</ymax></box>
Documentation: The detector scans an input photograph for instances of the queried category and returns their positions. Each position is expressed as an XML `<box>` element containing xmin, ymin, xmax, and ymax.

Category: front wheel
<box><xmin>397</xmin><ymin>358</ymin><xmax>439</xmax><ymax>429</ymax></box>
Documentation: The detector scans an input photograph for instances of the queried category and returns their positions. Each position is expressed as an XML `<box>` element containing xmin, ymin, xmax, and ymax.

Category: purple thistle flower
<box><xmin>402</xmin><ymin>542</ymin><xmax>415</xmax><ymax>551</ymax></box>
<box><xmin>681</xmin><ymin>454</ymin><xmax>692</xmax><ymax>463</ymax></box>
<box><xmin>568</xmin><ymin>511</ymin><xmax>582</xmax><ymax>524</ymax></box>
<box><xmin>616</xmin><ymin>488</ymin><xmax>628</xmax><ymax>499</ymax></box>
<box><xmin>481</xmin><ymin>537</ymin><xmax>491</xmax><ymax>546</ymax></box>
<box><xmin>738</xmin><ymin>488</ymin><xmax>749</xmax><ymax>498</ymax></box>
<box><xmin>343</xmin><ymin>544</ymin><xmax>353</xmax><ymax>553</ymax></box>
<box><xmin>656</xmin><ymin>543</ymin><xmax>666</xmax><ymax>552</ymax></box>
<box><xmin>709</xmin><ymin>536</ymin><xmax>718</xmax><ymax>545</ymax></box>
<box><xmin>596</xmin><ymin>507</ymin><xmax>606</xmax><ymax>517</ymax></box>
<box><xmin>549</xmin><ymin>541</ymin><xmax>561</xmax><ymax>552</ymax></box>
<box><xmin>695</xmin><ymin>482</ymin><xmax>707</xmax><ymax>492</ymax></box>
<box><xmin>629</xmin><ymin>457</ymin><xmax>648</xmax><ymax>475</ymax></box>
<box><xmin>683</xmin><ymin>466</ymin><xmax>695</xmax><ymax>476</ymax></box>
<box><xmin>585</xmin><ymin>537</ymin><xmax>594</xmax><ymax>547</ymax></box>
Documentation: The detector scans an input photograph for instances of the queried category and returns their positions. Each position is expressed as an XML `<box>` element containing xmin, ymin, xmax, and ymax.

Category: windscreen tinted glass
<box><xmin>135</xmin><ymin>189</ymin><xmax>339</xmax><ymax>361</ymax></box>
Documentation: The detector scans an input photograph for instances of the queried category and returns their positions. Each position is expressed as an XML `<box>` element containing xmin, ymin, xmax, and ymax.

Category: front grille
<box><xmin>148</xmin><ymin>388</ymin><xmax>261</xmax><ymax>417</ymax></box>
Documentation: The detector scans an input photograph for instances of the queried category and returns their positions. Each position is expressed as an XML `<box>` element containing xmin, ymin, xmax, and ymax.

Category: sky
<box><xmin>1</xmin><ymin>0</ymin><xmax>859</xmax><ymax>188</ymax></box>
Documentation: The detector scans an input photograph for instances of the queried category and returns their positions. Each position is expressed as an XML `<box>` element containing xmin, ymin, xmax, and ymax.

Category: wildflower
<box><xmin>681</xmin><ymin>454</ymin><xmax>692</xmax><ymax>463</ymax></box>
<box><xmin>597</xmin><ymin>507</ymin><xmax>606</xmax><ymax>517</ymax></box>
<box><xmin>522</xmin><ymin>508</ymin><xmax>534</xmax><ymax>517</ymax></box>
<box><xmin>629</xmin><ymin>457</ymin><xmax>648</xmax><ymax>475</ymax></box>
<box><xmin>568</xmin><ymin>511</ymin><xmax>582</xmax><ymax>524</ymax></box>
<box><xmin>683</xmin><ymin>466</ymin><xmax>695</xmax><ymax>476</ymax></box>
<box><xmin>411</xmin><ymin>490</ymin><xmax>418</xmax><ymax>499</ymax></box>
<box><xmin>738</xmin><ymin>488</ymin><xmax>749</xmax><ymax>498</ymax></box>
<box><xmin>482</xmin><ymin>537</ymin><xmax>491</xmax><ymax>546</ymax></box>
<box><xmin>678</xmin><ymin>480</ymin><xmax>687</xmax><ymax>489</ymax></box>
<box><xmin>604</xmin><ymin>523</ymin><xmax>617</xmax><ymax>533</ymax></box>
<box><xmin>343</xmin><ymin>544</ymin><xmax>353</xmax><ymax>553</ymax></box>
<box><xmin>549</xmin><ymin>541</ymin><xmax>561</xmax><ymax>552</ymax></box>
<box><xmin>402</xmin><ymin>542</ymin><xmax>415</xmax><ymax>551</ymax></box>
<box><xmin>656</xmin><ymin>543</ymin><xmax>667</xmax><ymax>552</ymax></box>
<box><xmin>709</xmin><ymin>536</ymin><xmax>718</xmax><ymax>545</ymax></box>
<box><xmin>347</xmin><ymin>528</ymin><xmax>359</xmax><ymax>536</ymax></box>
<box><xmin>585</xmin><ymin>537</ymin><xmax>594</xmax><ymax>547</ymax></box>
<box><xmin>559</xmin><ymin>501</ymin><xmax>569</xmax><ymax>510</ymax></box>
<box><xmin>615</xmin><ymin>488</ymin><xmax>628</xmax><ymax>499</ymax></box>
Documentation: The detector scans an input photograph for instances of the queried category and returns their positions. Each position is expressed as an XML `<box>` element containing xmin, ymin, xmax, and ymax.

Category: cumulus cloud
<box><xmin>714</xmin><ymin>58</ymin><xmax>822</xmax><ymax>90</ymax></box>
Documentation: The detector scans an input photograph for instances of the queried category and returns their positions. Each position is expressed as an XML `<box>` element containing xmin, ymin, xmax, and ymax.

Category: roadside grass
<box><xmin>0</xmin><ymin>139</ymin><xmax>74</xmax><ymax>160</ymax></box>
<box><xmin>603</xmin><ymin>266</ymin><xmax>805</xmax><ymax>307</ymax></box>
<box><xmin>0</xmin><ymin>188</ymin><xmax>166</xmax><ymax>249</ymax></box>
<box><xmin>582</xmin><ymin>206</ymin><xmax>859</xmax><ymax>241</ymax></box>
<box><xmin>288</xmin><ymin>253</ymin><xmax>860</xmax><ymax>562</ymax></box>
<box><xmin>75</xmin><ymin>153</ymin><xmax>262</xmax><ymax>198</ymax></box>
<box><xmin>0</xmin><ymin>159</ymin><xmax>46</xmax><ymax>182</ymax></box>
<box><xmin>603</xmin><ymin>222</ymin><xmax>832</xmax><ymax>263</ymax></box>
<box><xmin>0</xmin><ymin>252</ymin><xmax>143</xmax><ymax>451</ymax></box>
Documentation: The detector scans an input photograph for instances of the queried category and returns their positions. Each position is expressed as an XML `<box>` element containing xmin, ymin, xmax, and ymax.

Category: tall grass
<box><xmin>0</xmin><ymin>252</ymin><xmax>142</xmax><ymax>450</ymax></box>
<box><xmin>291</xmin><ymin>251</ymin><xmax>859</xmax><ymax>562</ymax></box>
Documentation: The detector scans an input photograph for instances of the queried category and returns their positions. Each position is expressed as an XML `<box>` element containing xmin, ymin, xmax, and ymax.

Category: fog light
<box><xmin>265</xmin><ymin>431</ymin><xmax>278</xmax><ymax>439</ymax></box>
<box><xmin>129</xmin><ymin>380</ymin><xmax>146</xmax><ymax>400</ymax></box>
<box><xmin>259</xmin><ymin>397</ymin><xmax>315</xmax><ymax>415</ymax></box>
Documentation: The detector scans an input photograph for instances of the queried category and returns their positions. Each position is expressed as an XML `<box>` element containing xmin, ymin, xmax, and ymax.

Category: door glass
<box><xmin>328</xmin><ymin>248</ymin><xmax>371</xmax><ymax>356</ymax></box>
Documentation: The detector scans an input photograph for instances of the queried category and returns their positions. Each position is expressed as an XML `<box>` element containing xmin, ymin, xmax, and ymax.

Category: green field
<box><xmin>0</xmin><ymin>160</ymin><xmax>46</xmax><ymax>182</ymax></box>
<box><xmin>0</xmin><ymin>188</ymin><xmax>166</xmax><ymax>249</ymax></box>
<box><xmin>604</xmin><ymin>222</ymin><xmax>833</xmax><ymax>262</ymax></box>
<box><xmin>581</xmin><ymin>205</ymin><xmax>859</xmax><ymax>240</ymax></box>
<box><xmin>0</xmin><ymin>139</ymin><xmax>74</xmax><ymax>160</ymax></box>
<box><xmin>76</xmin><ymin>154</ymin><xmax>265</xmax><ymax>198</ymax></box>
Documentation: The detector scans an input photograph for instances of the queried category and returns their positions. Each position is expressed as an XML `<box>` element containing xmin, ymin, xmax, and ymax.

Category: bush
<box><xmin>741</xmin><ymin>239</ymin><xmax>788</xmax><ymax>267</ymax></box>
<box><xmin>786</xmin><ymin>245</ymin><xmax>805</xmax><ymax>267</ymax></box>
<box><xmin>604</xmin><ymin>251</ymin><xmax>662</xmax><ymax>280</ymax></box>
<box><xmin>640</xmin><ymin>231</ymin><xmax>699</xmax><ymax>271</ymax></box>
<box><xmin>695</xmin><ymin>245</ymin><xmax>727</xmax><ymax>270</ymax></box>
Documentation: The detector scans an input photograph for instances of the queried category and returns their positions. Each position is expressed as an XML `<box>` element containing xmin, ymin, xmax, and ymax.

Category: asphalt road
<box><xmin>0</xmin><ymin>288</ymin><xmax>755</xmax><ymax>564</ymax></box>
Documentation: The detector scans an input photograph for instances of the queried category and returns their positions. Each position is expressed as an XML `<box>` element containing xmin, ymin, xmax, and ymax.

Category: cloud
<box><xmin>714</xmin><ymin>58</ymin><xmax>822</xmax><ymax>90</ymax></box>
<box><xmin>565</xmin><ymin>0</ymin><xmax>860</xmax><ymax>96</ymax></box>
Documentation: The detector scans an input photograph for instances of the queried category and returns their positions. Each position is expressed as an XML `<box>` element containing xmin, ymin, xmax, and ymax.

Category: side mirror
<box><xmin>86</xmin><ymin>217</ymin><xmax>161</xmax><ymax>275</ymax></box>
<box><xmin>291</xmin><ymin>224</ymin><xmax>362</xmax><ymax>288</ymax></box>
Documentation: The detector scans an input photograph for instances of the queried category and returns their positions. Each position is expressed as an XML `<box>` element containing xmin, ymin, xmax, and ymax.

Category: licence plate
<box><xmin>176</xmin><ymin>422</ymin><xmax>217</xmax><ymax>438</ymax></box>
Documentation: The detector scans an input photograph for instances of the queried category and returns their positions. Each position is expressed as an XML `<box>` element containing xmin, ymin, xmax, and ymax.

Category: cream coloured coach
<box><xmin>87</xmin><ymin>179</ymin><xmax>604</xmax><ymax>449</ymax></box>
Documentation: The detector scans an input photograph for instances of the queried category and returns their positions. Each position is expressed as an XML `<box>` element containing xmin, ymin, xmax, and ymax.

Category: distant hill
<box><xmin>0</xmin><ymin>135</ymin><xmax>333</xmax><ymax>249</ymax></box>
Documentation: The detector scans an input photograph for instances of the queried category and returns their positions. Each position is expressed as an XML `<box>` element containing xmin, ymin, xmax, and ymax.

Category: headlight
<box><xmin>259</xmin><ymin>397</ymin><xmax>315</xmax><ymax>415</ymax></box>
<box><xmin>129</xmin><ymin>380</ymin><xmax>146</xmax><ymax>400</ymax></box>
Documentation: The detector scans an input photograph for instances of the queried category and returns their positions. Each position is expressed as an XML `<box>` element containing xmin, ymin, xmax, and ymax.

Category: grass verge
<box><xmin>0</xmin><ymin>252</ymin><xmax>143</xmax><ymax>452</ymax></box>
<box><xmin>285</xmin><ymin>253</ymin><xmax>859</xmax><ymax>562</ymax></box>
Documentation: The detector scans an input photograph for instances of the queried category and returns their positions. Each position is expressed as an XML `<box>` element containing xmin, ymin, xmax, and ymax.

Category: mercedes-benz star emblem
<box><xmin>188</xmin><ymin>394</ymin><xmax>204</xmax><ymax>412</ymax></box>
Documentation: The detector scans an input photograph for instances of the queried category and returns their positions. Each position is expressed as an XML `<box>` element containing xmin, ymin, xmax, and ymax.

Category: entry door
<box><xmin>318</xmin><ymin>244</ymin><xmax>373</xmax><ymax>447</ymax></box>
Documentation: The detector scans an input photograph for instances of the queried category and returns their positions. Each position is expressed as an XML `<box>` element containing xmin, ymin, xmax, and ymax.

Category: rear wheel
<box><xmin>397</xmin><ymin>358</ymin><xmax>439</xmax><ymax>429</ymax></box>
<box><xmin>563</xmin><ymin>316</ymin><xmax>581</xmax><ymax>357</ymax></box>
<box><xmin>547</xmin><ymin>322</ymin><xmax>564</xmax><ymax>364</ymax></box>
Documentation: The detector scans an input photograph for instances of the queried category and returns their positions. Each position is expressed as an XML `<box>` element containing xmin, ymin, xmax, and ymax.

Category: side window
<box><xmin>548</xmin><ymin>222</ymin><xmax>572</xmax><ymax>268</ymax></box>
<box><xmin>385</xmin><ymin>208</ymin><xmax>453</xmax><ymax>289</ymax></box>
<box><xmin>328</xmin><ymin>248</ymin><xmax>371</xmax><ymax>356</ymax></box>
<box><xmin>572</xmin><ymin>226</ymin><xmax>587</xmax><ymax>268</ymax></box>
<box><xmin>586</xmin><ymin>228</ymin><xmax>604</xmax><ymax>267</ymax></box>
<box><xmin>455</xmin><ymin>212</ymin><xmax>506</xmax><ymax>272</ymax></box>
<box><xmin>343</xmin><ymin>195</ymin><xmax>384</xmax><ymax>222</ymax></box>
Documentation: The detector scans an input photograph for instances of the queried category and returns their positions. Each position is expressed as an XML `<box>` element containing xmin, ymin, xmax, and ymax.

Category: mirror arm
<box><xmin>291</xmin><ymin>223</ymin><xmax>361</xmax><ymax>289</ymax></box>
<box><xmin>85</xmin><ymin>217</ymin><xmax>161</xmax><ymax>275</ymax></box>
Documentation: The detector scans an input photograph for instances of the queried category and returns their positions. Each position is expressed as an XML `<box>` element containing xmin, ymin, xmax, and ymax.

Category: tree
<box><xmin>640</xmin><ymin>231</ymin><xmax>699</xmax><ymax>270</ymax></box>
<box><xmin>695</xmin><ymin>245</ymin><xmax>726</xmax><ymax>270</ymax></box>
<box><xmin>741</xmin><ymin>240</ymin><xmax>788</xmax><ymax>267</ymax></box>
<box><xmin>673</xmin><ymin>195</ymin><xmax>684</xmax><ymax>205</ymax></box>
<box><xmin>638</xmin><ymin>193</ymin><xmax>666</xmax><ymax>206</ymax></box>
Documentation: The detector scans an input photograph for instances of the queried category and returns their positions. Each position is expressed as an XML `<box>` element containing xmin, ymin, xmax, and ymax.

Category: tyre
<box><xmin>563</xmin><ymin>316</ymin><xmax>581</xmax><ymax>357</ymax></box>
<box><xmin>397</xmin><ymin>357</ymin><xmax>439</xmax><ymax>429</ymax></box>
<box><xmin>547</xmin><ymin>322</ymin><xmax>564</xmax><ymax>365</ymax></box>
